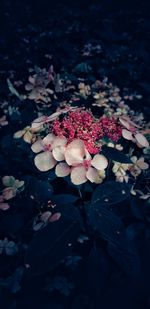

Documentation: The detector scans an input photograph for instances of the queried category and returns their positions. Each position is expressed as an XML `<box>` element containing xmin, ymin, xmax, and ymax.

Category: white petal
<box><xmin>34</xmin><ymin>151</ymin><xmax>56</xmax><ymax>171</ymax></box>
<box><xmin>43</xmin><ymin>133</ymin><xmax>56</xmax><ymax>145</ymax></box>
<box><xmin>52</xmin><ymin>146</ymin><xmax>65</xmax><ymax>161</ymax></box>
<box><xmin>65</xmin><ymin>139</ymin><xmax>85</xmax><ymax>166</ymax></box>
<box><xmin>71</xmin><ymin>166</ymin><xmax>87</xmax><ymax>185</ymax></box>
<box><xmin>135</xmin><ymin>133</ymin><xmax>149</xmax><ymax>148</ymax></box>
<box><xmin>86</xmin><ymin>167</ymin><xmax>99</xmax><ymax>183</ymax></box>
<box><xmin>122</xmin><ymin>129</ymin><xmax>133</xmax><ymax>140</ymax></box>
<box><xmin>31</xmin><ymin>140</ymin><xmax>44</xmax><ymax>153</ymax></box>
<box><xmin>52</xmin><ymin>136</ymin><xmax>67</xmax><ymax>149</ymax></box>
<box><xmin>55</xmin><ymin>163</ymin><xmax>71</xmax><ymax>177</ymax></box>
<box><xmin>91</xmin><ymin>154</ymin><xmax>108</xmax><ymax>170</ymax></box>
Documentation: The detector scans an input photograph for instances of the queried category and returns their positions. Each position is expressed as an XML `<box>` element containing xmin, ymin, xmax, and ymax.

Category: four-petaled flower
<box><xmin>119</xmin><ymin>116</ymin><xmax>149</xmax><ymax>148</ymax></box>
<box><xmin>31</xmin><ymin>133</ymin><xmax>67</xmax><ymax>171</ymax></box>
<box><xmin>55</xmin><ymin>139</ymin><xmax>108</xmax><ymax>185</ymax></box>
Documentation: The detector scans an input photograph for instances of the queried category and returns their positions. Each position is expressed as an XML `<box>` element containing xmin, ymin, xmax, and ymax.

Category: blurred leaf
<box><xmin>45</xmin><ymin>276</ymin><xmax>74</xmax><ymax>296</ymax></box>
<box><xmin>25</xmin><ymin>205</ymin><xmax>81</xmax><ymax>275</ymax></box>
<box><xmin>102</xmin><ymin>145</ymin><xmax>131</xmax><ymax>163</ymax></box>
<box><xmin>7</xmin><ymin>79</ymin><xmax>22</xmax><ymax>100</ymax></box>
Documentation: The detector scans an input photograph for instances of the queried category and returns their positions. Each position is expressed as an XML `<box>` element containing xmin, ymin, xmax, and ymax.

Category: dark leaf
<box><xmin>52</xmin><ymin>194</ymin><xmax>79</xmax><ymax>206</ymax></box>
<box><xmin>26</xmin><ymin>177</ymin><xmax>53</xmax><ymax>202</ymax></box>
<box><xmin>92</xmin><ymin>181</ymin><xmax>131</xmax><ymax>205</ymax></box>
<box><xmin>87</xmin><ymin>202</ymin><xmax>140</xmax><ymax>274</ymax></box>
<box><xmin>102</xmin><ymin>145</ymin><xmax>132</xmax><ymax>163</ymax></box>
<box><xmin>25</xmin><ymin>205</ymin><xmax>81</xmax><ymax>275</ymax></box>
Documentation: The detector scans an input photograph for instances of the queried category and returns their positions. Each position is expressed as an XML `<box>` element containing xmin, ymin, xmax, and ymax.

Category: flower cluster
<box><xmin>99</xmin><ymin>116</ymin><xmax>122</xmax><ymax>142</ymax></box>
<box><xmin>52</xmin><ymin>109</ymin><xmax>122</xmax><ymax>154</ymax></box>
<box><xmin>31</xmin><ymin>135</ymin><xmax>108</xmax><ymax>185</ymax></box>
<box><xmin>29</xmin><ymin>108</ymin><xmax>149</xmax><ymax>186</ymax></box>
<box><xmin>0</xmin><ymin>176</ymin><xmax>24</xmax><ymax>210</ymax></box>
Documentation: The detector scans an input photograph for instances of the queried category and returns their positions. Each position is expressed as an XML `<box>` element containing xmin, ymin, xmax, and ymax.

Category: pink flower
<box><xmin>55</xmin><ymin>139</ymin><xmax>108</xmax><ymax>185</ymax></box>
<box><xmin>52</xmin><ymin>109</ymin><xmax>103</xmax><ymax>154</ymax></box>
<box><xmin>119</xmin><ymin>116</ymin><xmax>149</xmax><ymax>148</ymax></box>
<box><xmin>31</xmin><ymin>133</ymin><xmax>67</xmax><ymax>171</ymax></box>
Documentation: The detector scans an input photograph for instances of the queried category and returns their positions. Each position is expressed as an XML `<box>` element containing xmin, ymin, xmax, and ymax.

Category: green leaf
<box><xmin>102</xmin><ymin>145</ymin><xmax>131</xmax><ymax>163</ymax></box>
<box><xmin>92</xmin><ymin>181</ymin><xmax>131</xmax><ymax>205</ymax></box>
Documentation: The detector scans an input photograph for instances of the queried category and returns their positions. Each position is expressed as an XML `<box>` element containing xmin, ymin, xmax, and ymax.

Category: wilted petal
<box><xmin>13</xmin><ymin>130</ymin><xmax>24</xmax><ymax>138</ymax></box>
<box><xmin>25</xmin><ymin>83</ymin><xmax>33</xmax><ymax>91</ymax></box>
<box><xmin>31</xmin><ymin>116</ymin><xmax>47</xmax><ymax>129</ymax></box>
<box><xmin>23</xmin><ymin>131</ymin><xmax>33</xmax><ymax>143</ymax></box>
<box><xmin>34</xmin><ymin>151</ymin><xmax>56</xmax><ymax>171</ymax></box>
<box><xmin>137</xmin><ymin>158</ymin><xmax>149</xmax><ymax>170</ymax></box>
<box><xmin>52</xmin><ymin>147</ymin><xmax>65</xmax><ymax>161</ymax></box>
<box><xmin>119</xmin><ymin>117</ymin><xmax>130</xmax><ymax>129</ymax></box>
<box><xmin>135</xmin><ymin>133</ymin><xmax>149</xmax><ymax>148</ymax></box>
<box><xmin>65</xmin><ymin>139</ymin><xmax>85</xmax><ymax>166</ymax></box>
<box><xmin>122</xmin><ymin>129</ymin><xmax>133</xmax><ymax>140</ymax></box>
<box><xmin>31</xmin><ymin>140</ymin><xmax>44</xmax><ymax>153</ymax></box>
<box><xmin>71</xmin><ymin>166</ymin><xmax>87</xmax><ymax>185</ymax></box>
<box><xmin>131</xmin><ymin>156</ymin><xmax>137</xmax><ymax>164</ymax></box>
<box><xmin>14</xmin><ymin>180</ymin><xmax>25</xmax><ymax>189</ymax></box>
<box><xmin>86</xmin><ymin>167</ymin><xmax>99</xmax><ymax>183</ymax></box>
<box><xmin>41</xmin><ymin>211</ymin><xmax>52</xmax><ymax>222</ymax></box>
<box><xmin>55</xmin><ymin>163</ymin><xmax>71</xmax><ymax>177</ymax></box>
<box><xmin>49</xmin><ymin>212</ymin><xmax>61</xmax><ymax>222</ymax></box>
<box><xmin>3</xmin><ymin>188</ymin><xmax>15</xmax><ymax>200</ymax></box>
<box><xmin>91</xmin><ymin>154</ymin><xmax>108</xmax><ymax>170</ymax></box>
<box><xmin>0</xmin><ymin>203</ymin><xmax>10</xmax><ymax>210</ymax></box>
<box><xmin>2</xmin><ymin>176</ymin><xmax>15</xmax><ymax>187</ymax></box>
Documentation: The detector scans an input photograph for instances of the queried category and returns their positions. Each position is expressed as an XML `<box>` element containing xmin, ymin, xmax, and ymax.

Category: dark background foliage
<box><xmin>0</xmin><ymin>0</ymin><xmax>150</xmax><ymax>309</ymax></box>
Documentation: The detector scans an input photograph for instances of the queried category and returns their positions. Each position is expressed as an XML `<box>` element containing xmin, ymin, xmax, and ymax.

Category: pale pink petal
<box><xmin>49</xmin><ymin>212</ymin><xmax>61</xmax><ymax>222</ymax></box>
<box><xmin>43</xmin><ymin>133</ymin><xmax>56</xmax><ymax>145</ymax></box>
<box><xmin>119</xmin><ymin>117</ymin><xmax>130</xmax><ymax>130</ymax></box>
<box><xmin>34</xmin><ymin>151</ymin><xmax>56</xmax><ymax>171</ymax></box>
<box><xmin>86</xmin><ymin>167</ymin><xmax>99</xmax><ymax>183</ymax></box>
<box><xmin>71</xmin><ymin>166</ymin><xmax>87</xmax><ymax>185</ymax></box>
<box><xmin>122</xmin><ymin>129</ymin><xmax>133</xmax><ymax>140</ymax></box>
<box><xmin>25</xmin><ymin>83</ymin><xmax>33</xmax><ymax>91</ymax></box>
<box><xmin>41</xmin><ymin>211</ymin><xmax>52</xmax><ymax>222</ymax></box>
<box><xmin>2</xmin><ymin>188</ymin><xmax>15</xmax><ymax>200</ymax></box>
<box><xmin>0</xmin><ymin>203</ymin><xmax>10</xmax><ymax>210</ymax></box>
<box><xmin>52</xmin><ymin>136</ymin><xmax>67</xmax><ymax>149</ymax></box>
<box><xmin>52</xmin><ymin>147</ymin><xmax>65</xmax><ymax>161</ymax></box>
<box><xmin>55</xmin><ymin>163</ymin><xmax>71</xmax><ymax>177</ymax></box>
<box><xmin>31</xmin><ymin>140</ymin><xmax>44</xmax><ymax>153</ymax></box>
<box><xmin>137</xmin><ymin>158</ymin><xmax>149</xmax><ymax>170</ymax></box>
<box><xmin>91</xmin><ymin>154</ymin><xmax>108</xmax><ymax>170</ymax></box>
<box><xmin>65</xmin><ymin>139</ymin><xmax>85</xmax><ymax>166</ymax></box>
<box><xmin>134</xmin><ymin>133</ymin><xmax>149</xmax><ymax>148</ymax></box>
<box><xmin>28</xmin><ymin>76</ymin><xmax>35</xmax><ymax>84</ymax></box>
